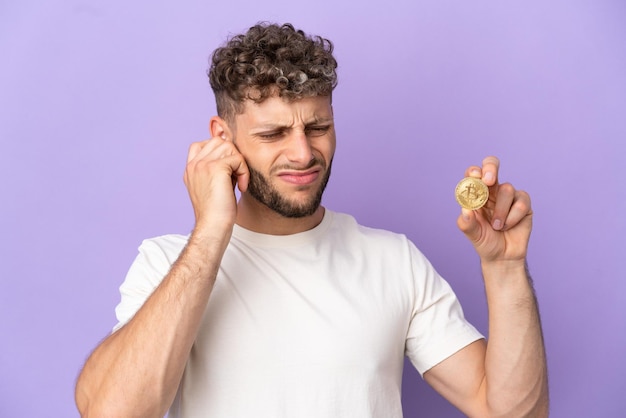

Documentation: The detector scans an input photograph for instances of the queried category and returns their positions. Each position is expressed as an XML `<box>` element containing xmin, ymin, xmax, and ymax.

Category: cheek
<box><xmin>318</xmin><ymin>137</ymin><xmax>336</xmax><ymax>161</ymax></box>
<box><xmin>242</xmin><ymin>147</ymin><xmax>281</xmax><ymax>172</ymax></box>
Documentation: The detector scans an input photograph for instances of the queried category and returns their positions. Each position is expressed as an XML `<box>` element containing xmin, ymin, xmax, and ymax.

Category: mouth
<box><xmin>277</xmin><ymin>168</ymin><xmax>321</xmax><ymax>185</ymax></box>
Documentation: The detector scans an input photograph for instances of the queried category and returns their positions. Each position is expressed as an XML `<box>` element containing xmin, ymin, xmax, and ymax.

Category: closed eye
<box><xmin>257</xmin><ymin>131</ymin><xmax>286</xmax><ymax>141</ymax></box>
<box><xmin>306</xmin><ymin>126</ymin><xmax>331</xmax><ymax>137</ymax></box>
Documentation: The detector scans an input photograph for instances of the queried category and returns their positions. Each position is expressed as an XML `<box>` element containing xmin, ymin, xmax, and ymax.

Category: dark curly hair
<box><xmin>208</xmin><ymin>23</ymin><xmax>338</xmax><ymax>122</ymax></box>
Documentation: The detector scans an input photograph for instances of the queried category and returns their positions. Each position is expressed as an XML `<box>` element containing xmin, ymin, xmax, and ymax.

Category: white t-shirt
<box><xmin>114</xmin><ymin>210</ymin><xmax>483</xmax><ymax>418</ymax></box>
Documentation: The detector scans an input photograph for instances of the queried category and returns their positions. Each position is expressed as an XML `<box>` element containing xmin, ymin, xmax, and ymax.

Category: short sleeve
<box><xmin>112</xmin><ymin>235</ymin><xmax>188</xmax><ymax>332</ymax></box>
<box><xmin>404</xmin><ymin>243</ymin><xmax>483</xmax><ymax>376</ymax></box>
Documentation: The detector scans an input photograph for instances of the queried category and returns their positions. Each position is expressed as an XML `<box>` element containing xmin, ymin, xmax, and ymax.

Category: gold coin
<box><xmin>455</xmin><ymin>177</ymin><xmax>489</xmax><ymax>210</ymax></box>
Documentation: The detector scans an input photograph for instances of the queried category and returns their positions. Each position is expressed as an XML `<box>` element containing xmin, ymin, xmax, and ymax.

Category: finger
<box><xmin>491</xmin><ymin>182</ymin><xmax>515</xmax><ymax>230</ymax></box>
<box><xmin>457</xmin><ymin>208</ymin><xmax>482</xmax><ymax>243</ymax></box>
<box><xmin>464</xmin><ymin>165</ymin><xmax>483</xmax><ymax>178</ymax></box>
<box><xmin>502</xmin><ymin>190</ymin><xmax>532</xmax><ymax>230</ymax></box>
<box><xmin>184</xmin><ymin>138</ymin><xmax>239</xmax><ymax>187</ymax></box>
<box><xmin>235</xmin><ymin>160</ymin><xmax>250</xmax><ymax>193</ymax></box>
<box><xmin>190</xmin><ymin>137</ymin><xmax>237</xmax><ymax>165</ymax></box>
<box><xmin>186</xmin><ymin>139</ymin><xmax>213</xmax><ymax>164</ymax></box>
<box><xmin>184</xmin><ymin>139</ymin><xmax>218</xmax><ymax>185</ymax></box>
<box><xmin>221</xmin><ymin>153</ymin><xmax>250</xmax><ymax>193</ymax></box>
<box><xmin>481</xmin><ymin>156</ymin><xmax>500</xmax><ymax>187</ymax></box>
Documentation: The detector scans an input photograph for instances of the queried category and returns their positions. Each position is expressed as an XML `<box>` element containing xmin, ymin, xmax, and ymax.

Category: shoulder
<box><xmin>328</xmin><ymin>210</ymin><xmax>411</xmax><ymax>245</ymax></box>
<box><xmin>327</xmin><ymin>210</ymin><xmax>434</xmax><ymax>267</ymax></box>
<box><xmin>326</xmin><ymin>210</ymin><xmax>423</xmax><ymax>260</ymax></box>
<box><xmin>120</xmin><ymin>233</ymin><xmax>189</xmax><ymax>291</ymax></box>
<box><xmin>134</xmin><ymin>233</ymin><xmax>190</xmax><ymax>265</ymax></box>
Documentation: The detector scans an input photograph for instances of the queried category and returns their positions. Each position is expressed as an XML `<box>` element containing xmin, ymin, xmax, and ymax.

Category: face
<box><xmin>232</xmin><ymin>95</ymin><xmax>336</xmax><ymax>218</ymax></box>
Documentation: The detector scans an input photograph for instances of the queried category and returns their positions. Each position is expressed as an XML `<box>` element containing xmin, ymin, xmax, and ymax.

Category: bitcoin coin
<box><xmin>455</xmin><ymin>177</ymin><xmax>489</xmax><ymax>210</ymax></box>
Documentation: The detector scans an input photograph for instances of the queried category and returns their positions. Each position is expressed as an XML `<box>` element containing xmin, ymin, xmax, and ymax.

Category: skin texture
<box><xmin>74</xmin><ymin>96</ymin><xmax>548</xmax><ymax>418</ymax></box>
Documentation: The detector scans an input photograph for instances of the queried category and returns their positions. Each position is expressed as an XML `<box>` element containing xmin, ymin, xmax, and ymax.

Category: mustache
<box><xmin>269</xmin><ymin>156</ymin><xmax>326</xmax><ymax>173</ymax></box>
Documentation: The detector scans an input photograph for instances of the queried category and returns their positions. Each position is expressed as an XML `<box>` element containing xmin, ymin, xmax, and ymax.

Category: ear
<box><xmin>209</xmin><ymin>116</ymin><xmax>233</xmax><ymax>140</ymax></box>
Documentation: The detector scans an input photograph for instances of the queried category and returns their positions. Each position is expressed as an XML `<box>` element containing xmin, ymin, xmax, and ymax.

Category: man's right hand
<box><xmin>75</xmin><ymin>136</ymin><xmax>248</xmax><ymax>418</ymax></box>
<box><xmin>183</xmin><ymin>136</ymin><xmax>250</xmax><ymax>232</ymax></box>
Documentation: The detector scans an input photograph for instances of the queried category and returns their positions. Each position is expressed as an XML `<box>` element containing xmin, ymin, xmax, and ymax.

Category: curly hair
<box><xmin>208</xmin><ymin>23</ymin><xmax>338</xmax><ymax>122</ymax></box>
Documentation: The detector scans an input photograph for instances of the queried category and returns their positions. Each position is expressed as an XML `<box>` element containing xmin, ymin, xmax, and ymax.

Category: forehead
<box><xmin>235</xmin><ymin>95</ymin><xmax>333</xmax><ymax>128</ymax></box>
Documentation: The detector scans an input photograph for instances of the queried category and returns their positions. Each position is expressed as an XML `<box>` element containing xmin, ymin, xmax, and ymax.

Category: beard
<box><xmin>246</xmin><ymin>157</ymin><xmax>333</xmax><ymax>218</ymax></box>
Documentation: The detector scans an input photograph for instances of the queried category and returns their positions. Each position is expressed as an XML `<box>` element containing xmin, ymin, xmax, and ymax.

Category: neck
<box><xmin>235</xmin><ymin>194</ymin><xmax>325</xmax><ymax>235</ymax></box>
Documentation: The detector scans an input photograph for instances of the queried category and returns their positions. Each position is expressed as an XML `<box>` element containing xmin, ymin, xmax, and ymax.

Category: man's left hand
<box><xmin>457</xmin><ymin>156</ymin><xmax>533</xmax><ymax>265</ymax></box>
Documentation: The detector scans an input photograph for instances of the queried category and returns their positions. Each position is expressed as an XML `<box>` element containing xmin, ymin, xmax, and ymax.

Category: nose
<box><xmin>285</xmin><ymin>131</ymin><xmax>314</xmax><ymax>166</ymax></box>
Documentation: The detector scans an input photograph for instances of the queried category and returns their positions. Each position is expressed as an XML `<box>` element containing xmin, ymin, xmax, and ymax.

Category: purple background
<box><xmin>1</xmin><ymin>1</ymin><xmax>624</xmax><ymax>417</ymax></box>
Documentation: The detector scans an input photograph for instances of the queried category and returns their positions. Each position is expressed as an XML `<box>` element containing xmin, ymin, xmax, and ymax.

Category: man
<box><xmin>75</xmin><ymin>23</ymin><xmax>548</xmax><ymax>417</ymax></box>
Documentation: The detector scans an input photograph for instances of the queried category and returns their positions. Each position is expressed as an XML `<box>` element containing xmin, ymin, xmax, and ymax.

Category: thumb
<box><xmin>457</xmin><ymin>208</ymin><xmax>482</xmax><ymax>244</ymax></box>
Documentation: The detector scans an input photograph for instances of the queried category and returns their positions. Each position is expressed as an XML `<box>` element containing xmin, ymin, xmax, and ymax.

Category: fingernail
<box><xmin>462</xmin><ymin>209</ymin><xmax>471</xmax><ymax>221</ymax></box>
<box><xmin>484</xmin><ymin>172</ymin><xmax>494</xmax><ymax>183</ymax></box>
<box><xmin>492</xmin><ymin>219</ymin><xmax>502</xmax><ymax>230</ymax></box>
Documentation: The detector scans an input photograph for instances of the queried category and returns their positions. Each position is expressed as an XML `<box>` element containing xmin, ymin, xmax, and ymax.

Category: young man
<box><xmin>75</xmin><ymin>23</ymin><xmax>548</xmax><ymax>417</ymax></box>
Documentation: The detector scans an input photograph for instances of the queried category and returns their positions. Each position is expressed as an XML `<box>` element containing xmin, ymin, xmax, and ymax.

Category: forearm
<box><xmin>481</xmin><ymin>260</ymin><xmax>549</xmax><ymax>417</ymax></box>
<box><xmin>75</xmin><ymin>228</ymin><xmax>230</xmax><ymax>418</ymax></box>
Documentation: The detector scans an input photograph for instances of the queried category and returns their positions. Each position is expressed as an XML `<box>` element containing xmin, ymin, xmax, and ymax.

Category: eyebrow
<box><xmin>250</xmin><ymin>118</ymin><xmax>334</xmax><ymax>133</ymax></box>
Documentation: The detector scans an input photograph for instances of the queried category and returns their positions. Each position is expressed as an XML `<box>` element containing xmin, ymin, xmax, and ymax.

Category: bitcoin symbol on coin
<box><xmin>455</xmin><ymin>177</ymin><xmax>489</xmax><ymax>210</ymax></box>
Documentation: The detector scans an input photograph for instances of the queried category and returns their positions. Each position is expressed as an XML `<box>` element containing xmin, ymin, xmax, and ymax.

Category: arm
<box><xmin>424</xmin><ymin>157</ymin><xmax>549</xmax><ymax>417</ymax></box>
<box><xmin>75</xmin><ymin>126</ymin><xmax>249</xmax><ymax>418</ymax></box>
